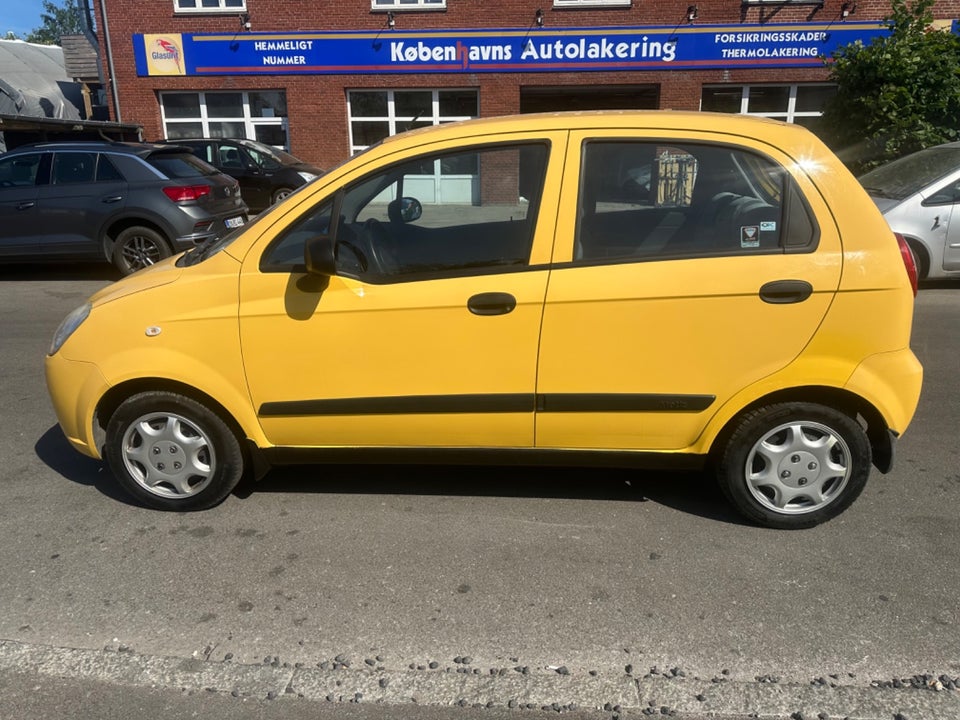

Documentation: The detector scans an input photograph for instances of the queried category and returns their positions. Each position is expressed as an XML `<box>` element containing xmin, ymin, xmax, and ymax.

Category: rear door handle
<box><xmin>16</xmin><ymin>201</ymin><xmax>35</xmax><ymax>210</ymax></box>
<box><xmin>759</xmin><ymin>280</ymin><xmax>813</xmax><ymax>304</ymax></box>
<box><xmin>467</xmin><ymin>292</ymin><xmax>516</xmax><ymax>316</ymax></box>
<box><xmin>102</xmin><ymin>195</ymin><xmax>123</xmax><ymax>203</ymax></box>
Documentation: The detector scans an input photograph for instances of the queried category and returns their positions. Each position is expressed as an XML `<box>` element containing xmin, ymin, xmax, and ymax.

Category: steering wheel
<box><xmin>361</xmin><ymin>218</ymin><xmax>397</xmax><ymax>273</ymax></box>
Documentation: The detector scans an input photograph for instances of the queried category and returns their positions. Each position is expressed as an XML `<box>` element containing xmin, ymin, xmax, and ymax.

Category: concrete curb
<box><xmin>1</xmin><ymin>639</ymin><xmax>957</xmax><ymax>719</ymax></box>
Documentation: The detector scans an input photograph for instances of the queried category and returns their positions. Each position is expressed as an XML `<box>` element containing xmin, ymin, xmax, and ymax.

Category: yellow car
<box><xmin>45</xmin><ymin>111</ymin><xmax>922</xmax><ymax>529</ymax></box>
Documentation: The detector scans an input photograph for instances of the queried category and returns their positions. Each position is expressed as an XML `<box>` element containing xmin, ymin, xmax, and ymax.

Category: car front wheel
<box><xmin>112</xmin><ymin>226</ymin><xmax>172</xmax><ymax>275</ymax></box>
<box><xmin>271</xmin><ymin>187</ymin><xmax>295</xmax><ymax>205</ymax></box>
<box><xmin>104</xmin><ymin>391</ymin><xmax>244</xmax><ymax>511</ymax></box>
<box><xmin>716</xmin><ymin>402</ymin><xmax>871</xmax><ymax>529</ymax></box>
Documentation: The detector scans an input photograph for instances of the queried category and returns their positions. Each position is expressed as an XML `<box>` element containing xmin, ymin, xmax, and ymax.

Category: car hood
<box><xmin>88</xmin><ymin>257</ymin><xmax>183</xmax><ymax>308</ymax></box>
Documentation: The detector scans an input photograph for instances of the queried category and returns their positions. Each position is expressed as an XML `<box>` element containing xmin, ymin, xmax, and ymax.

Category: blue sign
<box><xmin>134</xmin><ymin>22</ymin><xmax>890</xmax><ymax>77</ymax></box>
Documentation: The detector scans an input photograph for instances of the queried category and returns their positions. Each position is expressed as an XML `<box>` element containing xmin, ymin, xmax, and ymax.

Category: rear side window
<box><xmin>52</xmin><ymin>152</ymin><xmax>96</xmax><ymax>185</ymax></box>
<box><xmin>147</xmin><ymin>152</ymin><xmax>219</xmax><ymax>179</ymax></box>
<box><xmin>96</xmin><ymin>155</ymin><xmax>124</xmax><ymax>182</ymax></box>
<box><xmin>574</xmin><ymin>141</ymin><xmax>817</xmax><ymax>263</ymax></box>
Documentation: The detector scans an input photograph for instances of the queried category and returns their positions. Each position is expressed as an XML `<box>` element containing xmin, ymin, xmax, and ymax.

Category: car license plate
<box><xmin>225</xmin><ymin>216</ymin><xmax>245</xmax><ymax>229</ymax></box>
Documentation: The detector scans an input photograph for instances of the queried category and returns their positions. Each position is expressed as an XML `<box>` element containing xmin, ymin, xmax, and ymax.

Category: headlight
<box><xmin>49</xmin><ymin>303</ymin><xmax>91</xmax><ymax>356</ymax></box>
<box><xmin>297</xmin><ymin>171</ymin><xmax>318</xmax><ymax>183</ymax></box>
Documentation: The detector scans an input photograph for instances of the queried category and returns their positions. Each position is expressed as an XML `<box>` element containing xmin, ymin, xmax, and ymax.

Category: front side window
<box><xmin>263</xmin><ymin>143</ymin><xmax>550</xmax><ymax>281</ymax></box>
<box><xmin>575</xmin><ymin>141</ymin><xmax>816</xmax><ymax>262</ymax></box>
<box><xmin>0</xmin><ymin>154</ymin><xmax>44</xmax><ymax>187</ymax></box>
<box><xmin>174</xmin><ymin>0</ymin><xmax>245</xmax><ymax>13</ymax></box>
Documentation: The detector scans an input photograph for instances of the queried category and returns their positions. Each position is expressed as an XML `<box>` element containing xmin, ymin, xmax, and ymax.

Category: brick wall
<box><xmin>96</xmin><ymin>0</ymin><xmax>960</xmax><ymax>168</ymax></box>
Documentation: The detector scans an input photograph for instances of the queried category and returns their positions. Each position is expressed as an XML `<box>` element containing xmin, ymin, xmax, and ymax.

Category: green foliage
<box><xmin>818</xmin><ymin>0</ymin><xmax>960</xmax><ymax>174</ymax></box>
<box><xmin>25</xmin><ymin>0</ymin><xmax>85</xmax><ymax>46</ymax></box>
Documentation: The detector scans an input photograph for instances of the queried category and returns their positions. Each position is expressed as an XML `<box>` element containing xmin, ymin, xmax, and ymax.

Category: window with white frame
<box><xmin>175</xmin><ymin>0</ymin><xmax>245</xmax><ymax>12</ymax></box>
<box><xmin>554</xmin><ymin>0</ymin><xmax>631</xmax><ymax>7</ymax></box>
<box><xmin>160</xmin><ymin>91</ymin><xmax>289</xmax><ymax>148</ymax></box>
<box><xmin>700</xmin><ymin>84</ymin><xmax>836</xmax><ymax>129</ymax></box>
<box><xmin>371</xmin><ymin>0</ymin><xmax>445</xmax><ymax>10</ymax></box>
<box><xmin>347</xmin><ymin>89</ymin><xmax>478</xmax><ymax>155</ymax></box>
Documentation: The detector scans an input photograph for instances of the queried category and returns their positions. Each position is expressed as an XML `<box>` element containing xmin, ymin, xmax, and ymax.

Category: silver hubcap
<box><xmin>745</xmin><ymin>420</ymin><xmax>851</xmax><ymax>515</ymax></box>
<box><xmin>121</xmin><ymin>412</ymin><xmax>215</xmax><ymax>499</ymax></box>
<box><xmin>121</xmin><ymin>235</ymin><xmax>162</xmax><ymax>270</ymax></box>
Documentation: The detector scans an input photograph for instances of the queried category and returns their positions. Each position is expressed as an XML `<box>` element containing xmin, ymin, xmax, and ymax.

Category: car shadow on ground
<box><xmin>35</xmin><ymin>424</ymin><xmax>747</xmax><ymax>525</ymax></box>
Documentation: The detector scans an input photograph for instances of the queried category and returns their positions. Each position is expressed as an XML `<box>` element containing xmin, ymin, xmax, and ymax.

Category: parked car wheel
<box><xmin>272</xmin><ymin>187</ymin><xmax>295</xmax><ymax>205</ymax></box>
<box><xmin>716</xmin><ymin>403</ymin><xmax>871</xmax><ymax>529</ymax></box>
<box><xmin>104</xmin><ymin>391</ymin><xmax>244</xmax><ymax>511</ymax></box>
<box><xmin>905</xmin><ymin>238</ymin><xmax>929</xmax><ymax>281</ymax></box>
<box><xmin>112</xmin><ymin>226</ymin><xmax>172</xmax><ymax>275</ymax></box>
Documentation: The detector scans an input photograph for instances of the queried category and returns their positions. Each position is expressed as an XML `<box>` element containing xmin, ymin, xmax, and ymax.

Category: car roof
<box><xmin>4</xmin><ymin>141</ymin><xmax>194</xmax><ymax>157</ymax></box>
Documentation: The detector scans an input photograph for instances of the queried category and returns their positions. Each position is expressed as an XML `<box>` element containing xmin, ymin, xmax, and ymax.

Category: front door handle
<box><xmin>102</xmin><ymin>195</ymin><xmax>123</xmax><ymax>203</ymax></box>
<box><xmin>759</xmin><ymin>280</ymin><xmax>813</xmax><ymax>304</ymax></box>
<box><xmin>16</xmin><ymin>201</ymin><xmax>35</xmax><ymax>210</ymax></box>
<box><xmin>467</xmin><ymin>292</ymin><xmax>516</xmax><ymax>316</ymax></box>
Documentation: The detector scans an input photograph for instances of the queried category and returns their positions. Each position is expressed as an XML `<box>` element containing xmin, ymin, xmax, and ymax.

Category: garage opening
<box><xmin>520</xmin><ymin>85</ymin><xmax>660</xmax><ymax>113</ymax></box>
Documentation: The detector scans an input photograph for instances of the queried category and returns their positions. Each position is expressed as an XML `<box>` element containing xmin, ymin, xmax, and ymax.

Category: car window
<box><xmin>242</xmin><ymin>144</ymin><xmax>282</xmax><ymax>171</ymax></box>
<box><xmin>185</xmin><ymin>142</ymin><xmax>216</xmax><ymax>165</ymax></box>
<box><xmin>0</xmin><ymin>153</ymin><xmax>43</xmax><ymax>187</ymax></box>
<box><xmin>218</xmin><ymin>144</ymin><xmax>246</xmax><ymax>170</ymax></box>
<box><xmin>260</xmin><ymin>142</ymin><xmax>550</xmax><ymax>281</ymax></box>
<box><xmin>52</xmin><ymin>152</ymin><xmax>96</xmax><ymax>185</ymax></box>
<box><xmin>574</xmin><ymin>141</ymin><xmax>811</xmax><ymax>262</ymax></box>
<box><xmin>147</xmin><ymin>152</ymin><xmax>219</xmax><ymax>178</ymax></box>
<box><xmin>96</xmin><ymin>154</ymin><xmax>124</xmax><ymax>182</ymax></box>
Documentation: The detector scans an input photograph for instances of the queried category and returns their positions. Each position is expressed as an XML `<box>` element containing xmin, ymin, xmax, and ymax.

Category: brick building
<box><xmin>95</xmin><ymin>0</ymin><xmax>960</xmax><ymax>169</ymax></box>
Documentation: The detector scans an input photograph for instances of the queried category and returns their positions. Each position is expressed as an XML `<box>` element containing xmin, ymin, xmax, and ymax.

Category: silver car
<box><xmin>859</xmin><ymin>142</ymin><xmax>960</xmax><ymax>280</ymax></box>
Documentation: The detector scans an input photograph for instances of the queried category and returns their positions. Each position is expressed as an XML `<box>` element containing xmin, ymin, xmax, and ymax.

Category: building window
<box><xmin>347</xmin><ymin>89</ymin><xmax>478</xmax><ymax>155</ymax></box>
<box><xmin>174</xmin><ymin>0</ymin><xmax>246</xmax><ymax>12</ymax></box>
<box><xmin>371</xmin><ymin>0</ymin><xmax>445</xmax><ymax>10</ymax></box>
<box><xmin>554</xmin><ymin>0</ymin><xmax>631</xmax><ymax>6</ymax></box>
<box><xmin>160</xmin><ymin>91</ymin><xmax>288</xmax><ymax>148</ymax></box>
<box><xmin>700</xmin><ymin>84</ymin><xmax>836</xmax><ymax>129</ymax></box>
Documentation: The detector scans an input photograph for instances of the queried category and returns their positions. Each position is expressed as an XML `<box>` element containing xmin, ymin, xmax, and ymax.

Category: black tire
<box><xmin>716</xmin><ymin>402</ymin><xmax>871</xmax><ymax>529</ymax></box>
<box><xmin>271</xmin><ymin>187</ymin><xmax>295</xmax><ymax>205</ymax></box>
<box><xmin>112</xmin><ymin>226</ymin><xmax>172</xmax><ymax>275</ymax></box>
<box><xmin>906</xmin><ymin>239</ymin><xmax>929</xmax><ymax>281</ymax></box>
<box><xmin>104</xmin><ymin>391</ymin><xmax>245</xmax><ymax>511</ymax></box>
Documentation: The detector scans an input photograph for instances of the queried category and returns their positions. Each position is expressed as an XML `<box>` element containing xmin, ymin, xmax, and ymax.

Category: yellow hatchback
<box><xmin>45</xmin><ymin>111</ymin><xmax>922</xmax><ymax>529</ymax></box>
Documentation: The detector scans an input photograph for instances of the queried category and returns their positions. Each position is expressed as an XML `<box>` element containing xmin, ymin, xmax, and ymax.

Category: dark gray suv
<box><xmin>0</xmin><ymin>141</ymin><xmax>248</xmax><ymax>275</ymax></box>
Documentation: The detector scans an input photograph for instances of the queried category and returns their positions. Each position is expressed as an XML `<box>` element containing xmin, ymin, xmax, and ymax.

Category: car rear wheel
<box><xmin>716</xmin><ymin>402</ymin><xmax>871</xmax><ymax>529</ymax></box>
<box><xmin>104</xmin><ymin>391</ymin><xmax>245</xmax><ymax>511</ymax></box>
<box><xmin>271</xmin><ymin>187</ymin><xmax>295</xmax><ymax>205</ymax></box>
<box><xmin>112</xmin><ymin>226</ymin><xmax>172</xmax><ymax>275</ymax></box>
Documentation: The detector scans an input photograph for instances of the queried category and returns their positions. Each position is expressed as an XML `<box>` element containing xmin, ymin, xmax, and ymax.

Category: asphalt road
<box><xmin>0</xmin><ymin>263</ymin><xmax>957</xmax><ymax>719</ymax></box>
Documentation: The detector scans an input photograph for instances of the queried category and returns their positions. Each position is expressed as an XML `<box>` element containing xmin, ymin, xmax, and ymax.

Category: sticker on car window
<box><xmin>741</xmin><ymin>225</ymin><xmax>760</xmax><ymax>248</ymax></box>
<box><xmin>760</xmin><ymin>221</ymin><xmax>777</xmax><ymax>232</ymax></box>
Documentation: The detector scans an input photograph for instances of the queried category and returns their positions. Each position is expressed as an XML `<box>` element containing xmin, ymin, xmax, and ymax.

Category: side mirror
<box><xmin>388</xmin><ymin>196</ymin><xmax>422</xmax><ymax>224</ymax></box>
<box><xmin>304</xmin><ymin>235</ymin><xmax>336</xmax><ymax>276</ymax></box>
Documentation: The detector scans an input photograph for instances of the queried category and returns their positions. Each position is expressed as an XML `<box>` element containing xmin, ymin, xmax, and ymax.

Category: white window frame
<box><xmin>159</xmin><ymin>91</ymin><xmax>288</xmax><ymax>148</ymax></box>
<box><xmin>554</xmin><ymin>0</ymin><xmax>631</xmax><ymax>7</ymax></box>
<box><xmin>700</xmin><ymin>84</ymin><xmax>835</xmax><ymax>124</ymax></box>
<box><xmin>347</xmin><ymin>88</ymin><xmax>478</xmax><ymax>155</ymax></box>
<box><xmin>371</xmin><ymin>0</ymin><xmax>446</xmax><ymax>10</ymax></box>
<box><xmin>174</xmin><ymin>0</ymin><xmax>246</xmax><ymax>14</ymax></box>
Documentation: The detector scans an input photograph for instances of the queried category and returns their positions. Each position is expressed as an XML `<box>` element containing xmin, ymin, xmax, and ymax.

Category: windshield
<box><xmin>858</xmin><ymin>145</ymin><xmax>960</xmax><ymax>200</ymax></box>
<box><xmin>237</xmin><ymin>139</ymin><xmax>301</xmax><ymax>166</ymax></box>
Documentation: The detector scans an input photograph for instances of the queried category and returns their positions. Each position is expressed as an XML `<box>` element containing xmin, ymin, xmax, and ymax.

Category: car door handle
<box><xmin>759</xmin><ymin>280</ymin><xmax>813</xmax><ymax>304</ymax></box>
<box><xmin>467</xmin><ymin>292</ymin><xmax>517</xmax><ymax>316</ymax></box>
<box><xmin>102</xmin><ymin>195</ymin><xmax>123</xmax><ymax>203</ymax></box>
<box><xmin>16</xmin><ymin>201</ymin><xmax>35</xmax><ymax>210</ymax></box>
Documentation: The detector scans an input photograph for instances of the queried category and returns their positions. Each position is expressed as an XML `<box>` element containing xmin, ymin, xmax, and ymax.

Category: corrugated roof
<box><xmin>0</xmin><ymin>38</ymin><xmax>81</xmax><ymax>120</ymax></box>
<box><xmin>61</xmin><ymin>34</ymin><xmax>100</xmax><ymax>81</ymax></box>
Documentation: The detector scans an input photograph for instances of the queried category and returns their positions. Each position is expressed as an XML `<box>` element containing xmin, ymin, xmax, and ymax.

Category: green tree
<box><xmin>25</xmin><ymin>0</ymin><xmax>85</xmax><ymax>46</ymax></box>
<box><xmin>818</xmin><ymin>0</ymin><xmax>960</xmax><ymax>173</ymax></box>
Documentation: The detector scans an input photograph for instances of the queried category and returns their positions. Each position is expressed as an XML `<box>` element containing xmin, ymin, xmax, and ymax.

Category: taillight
<box><xmin>163</xmin><ymin>184</ymin><xmax>211</xmax><ymax>202</ymax></box>
<box><xmin>894</xmin><ymin>232</ymin><xmax>918</xmax><ymax>297</ymax></box>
